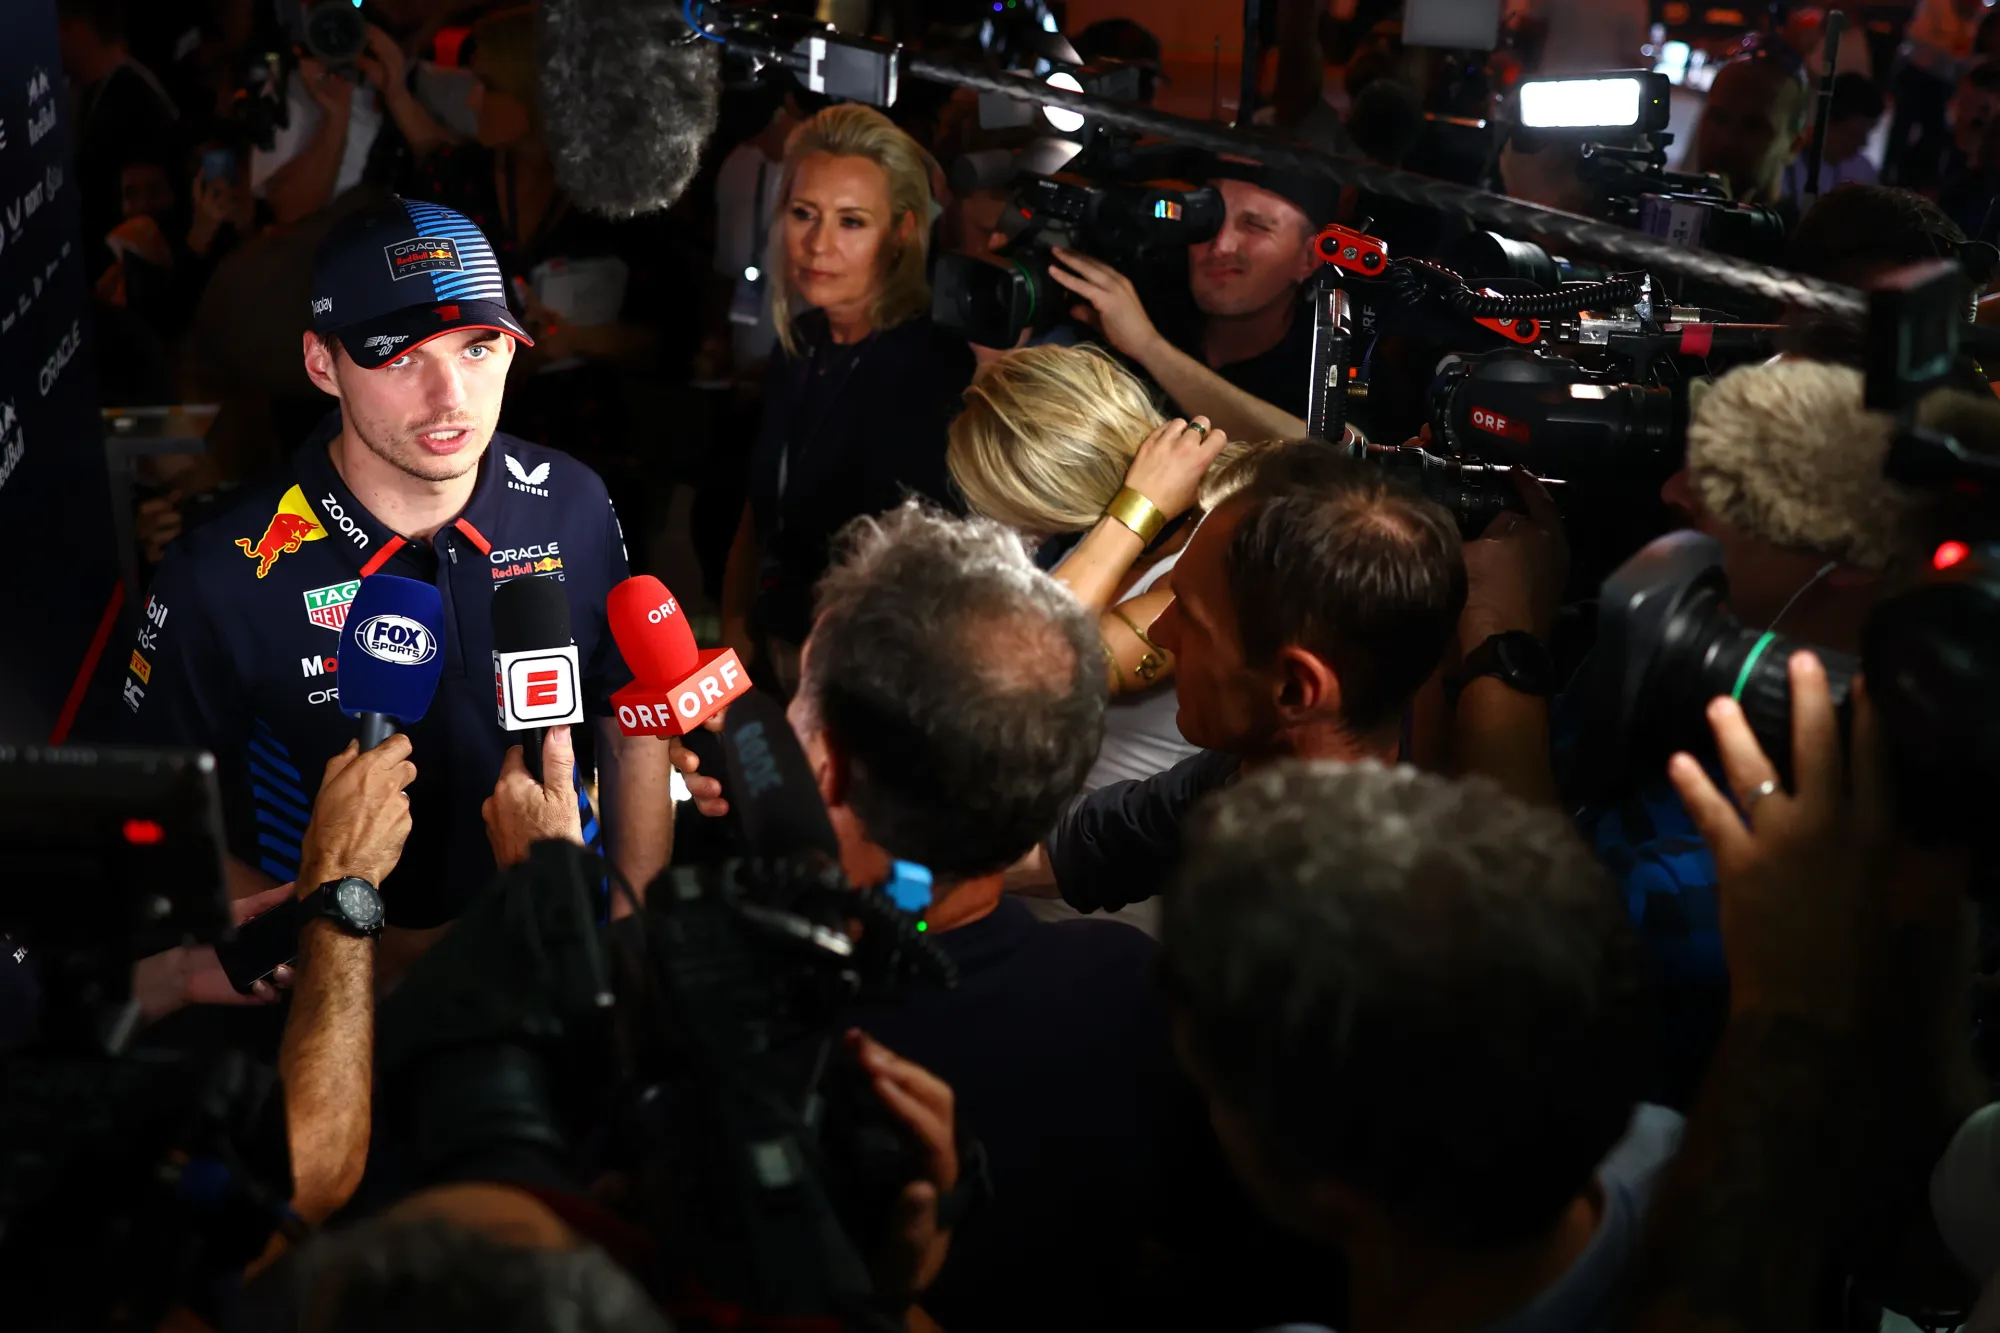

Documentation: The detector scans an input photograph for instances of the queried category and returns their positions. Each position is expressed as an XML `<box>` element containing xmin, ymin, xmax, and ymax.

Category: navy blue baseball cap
<box><xmin>310</xmin><ymin>196</ymin><xmax>534</xmax><ymax>370</ymax></box>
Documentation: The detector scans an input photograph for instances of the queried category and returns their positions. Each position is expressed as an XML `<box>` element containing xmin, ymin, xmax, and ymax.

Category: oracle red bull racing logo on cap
<box><xmin>385</xmin><ymin>236</ymin><xmax>464</xmax><ymax>280</ymax></box>
<box><xmin>236</xmin><ymin>485</ymin><xmax>327</xmax><ymax>578</ymax></box>
<box><xmin>355</xmin><ymin>614</ymin><xmax>438</xmax><ymax>666</ymax></box>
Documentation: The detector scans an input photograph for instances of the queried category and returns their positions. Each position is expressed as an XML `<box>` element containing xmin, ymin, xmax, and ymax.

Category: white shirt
<box><xmin>250</xmin><ymin>75</ymin><xmax>383</xmax><ymax>202</ymax></box>
<box><xmin>1020</xmin><ymin>549</ymin><xmax>1196</xmax><ymax>940</ymax></box>
<box><xmin>1086</xmin><ymin>549</ymin><xmax>1199</xmax><ymax>791</ymax></box>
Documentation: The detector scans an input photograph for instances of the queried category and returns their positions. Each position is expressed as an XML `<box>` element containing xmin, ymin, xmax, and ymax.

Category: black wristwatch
<box><xmin>1450</xmin><ymin>630</ymin><xmax>1555</xmax><ymax>702</ymax></box>
<box><xmin>301</xmin><ymin>876</ymin><xmax>387</xmax><ymax>938</ymax></box>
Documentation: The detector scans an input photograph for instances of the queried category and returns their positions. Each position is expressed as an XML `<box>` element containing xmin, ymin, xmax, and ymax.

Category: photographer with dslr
<box><xmin>1047</xmin><ymin>161</ymin><xmax>1337</xmax><ymax>430</ymax></box>
<box><xmin>1164</xmin><ymin>760</ymin><xmax>1673</xmax><ymax>1333</ymax></box>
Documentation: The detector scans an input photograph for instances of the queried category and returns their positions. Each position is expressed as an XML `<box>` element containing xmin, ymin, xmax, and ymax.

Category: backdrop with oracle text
<box><xmin>0</xmin><ymin>0</ymin><xmax>119</xmax><ymax>743</ymax></box>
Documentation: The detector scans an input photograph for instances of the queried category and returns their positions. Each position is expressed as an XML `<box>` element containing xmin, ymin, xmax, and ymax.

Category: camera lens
<box><xmin>303</xmin><ymin>0</ymin><xmax>369</xmax><ymax>63</ymax></box>
<box><xmin>1585</xmin><ymin>531</ymin><xmax>1858</xmax><ymax>795</ymax></box>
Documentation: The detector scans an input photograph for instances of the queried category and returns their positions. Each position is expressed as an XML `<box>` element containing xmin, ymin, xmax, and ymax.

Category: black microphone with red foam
<box><xmin>491</xmin><ymin>574</ymin><xmax>584</xmax><ymax>783</ymax></box>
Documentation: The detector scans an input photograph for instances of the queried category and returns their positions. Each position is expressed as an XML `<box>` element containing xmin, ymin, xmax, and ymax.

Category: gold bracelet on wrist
<box><xmin>1103</xmin><ymin>486</ymin><xmax>1167</xmax><ymax>544</ymax></box>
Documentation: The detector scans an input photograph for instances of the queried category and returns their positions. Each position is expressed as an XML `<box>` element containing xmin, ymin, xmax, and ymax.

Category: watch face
<box><xmin>335</xmin><ymin>878</ymin><xmax>384</xmax><ymax>928</ymax></box>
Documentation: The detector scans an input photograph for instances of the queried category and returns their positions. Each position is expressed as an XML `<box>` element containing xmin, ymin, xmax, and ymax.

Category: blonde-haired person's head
<box><xmin>949</xmin><ymin>345</ymin><xmax>1163</xmax><ymax>534</ymax></box>
<box><xmin>949</xmin><ymin>343</ymin><xmax>1258</xmax><ymax>536</ymax></box>
<box><xmin>1685</xmin><ymin>358</ymin><xmax>1918</xmax><ymax>573</ymax></box>
<box><xmin>770</xmin><ymin>104</ymin><xmax>935</xmax><ymax>356</ymax></box>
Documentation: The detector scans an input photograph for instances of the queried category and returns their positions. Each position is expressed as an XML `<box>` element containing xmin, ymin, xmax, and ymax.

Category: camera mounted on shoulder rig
<box><xmin>1581</xmin><ymin>259</ymin><xmax>2000</xmax><ymax>845</ymax></box>
<box><xmin>1300</xmin><ymin>212</ymin><xmax>1781</xmax><ymax>546</ymax></box>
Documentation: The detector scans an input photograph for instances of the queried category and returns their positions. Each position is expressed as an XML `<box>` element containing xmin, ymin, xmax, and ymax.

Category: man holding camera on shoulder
<box><xmin>1047</xmin><ymin>162</ymin><xmax>1338</xmax><ymax>442</ymax></box>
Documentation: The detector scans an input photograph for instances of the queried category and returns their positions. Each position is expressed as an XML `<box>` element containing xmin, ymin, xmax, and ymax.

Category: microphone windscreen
<box><xmin>339</xmin><ymin>575</ymin><xmax>447</xmax><ymax>724</ymax></box>
<box><xmin>607</xmin><ymin>575</ymin><xmax>699</xmax><ymax>687</ymax></box>
<box><xmin>717</xmin><ymin>690</ymin><xmax>841</xmax><ymax>862</ymax></box>
<box><xmin>491</xmin><ymin>574</ymin><xmax>573</xmax><ymax>653</ymax></box>
<box><xmin>539</xmin><ymin>0</ymin><xmax>720</xmax><ymax>218</ymax></box>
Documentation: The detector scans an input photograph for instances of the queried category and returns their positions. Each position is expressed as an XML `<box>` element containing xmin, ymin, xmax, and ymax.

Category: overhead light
<box><xmin>1042</xmin><ymin>71</ymin><xmax>1085</xmax><ymax>133</ymax></box>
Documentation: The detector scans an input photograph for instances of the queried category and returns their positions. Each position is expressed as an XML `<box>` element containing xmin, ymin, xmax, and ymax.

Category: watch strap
<box><xmin>1450</xmin><ymin>631</ymin><xmax>1554</xmax><ymax>702</ymax></box>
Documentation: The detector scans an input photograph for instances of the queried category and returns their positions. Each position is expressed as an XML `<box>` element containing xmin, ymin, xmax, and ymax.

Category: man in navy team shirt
<box><xmin>125</xmin><ymin>196</ymin><xmax>712</xmax><ymax>976</ymax></box>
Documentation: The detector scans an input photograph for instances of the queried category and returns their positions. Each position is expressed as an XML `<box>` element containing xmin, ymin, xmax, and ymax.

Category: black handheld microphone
<box><xmin>491</xmin><ymin>575</ymin><xmax>583</xmax><ymax>784</ymax></box>
<box><xmin>715</xmin><ymin>689</ymin><xmax>841</xmax><ymax>862</ymax></box>
<box><xmin>538</xmin><ymin>0</ymin><xmax>720</xmax><ymax>217</ymax></box>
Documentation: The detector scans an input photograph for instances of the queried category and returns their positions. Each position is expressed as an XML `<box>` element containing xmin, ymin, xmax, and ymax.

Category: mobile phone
<box><xmin>200</xmin><ymin>147</ymin><xmax>236</xmax><ymax>184</ymax></box>
<box><xmin>213</xmin><ymin>897</ymin><xmax>300</xmax><ymax>994</ymax></box>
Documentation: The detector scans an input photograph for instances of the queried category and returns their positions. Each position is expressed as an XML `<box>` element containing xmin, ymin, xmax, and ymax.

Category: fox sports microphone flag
<box><xmin>339</xmin><ymin>575</ymin><xmax>447</xmax><ymax>747</ymax></box>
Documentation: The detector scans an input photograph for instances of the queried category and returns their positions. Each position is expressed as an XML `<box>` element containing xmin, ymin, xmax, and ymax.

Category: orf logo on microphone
<box><xmin>356</xmin><ymin>614</ymin><xmax>438</xmax><ymax>666</ymax></box>
<box><xmin>494</xmin><ymin>645</ymin><xmax>584</xmax><ymax>728</ymax></box>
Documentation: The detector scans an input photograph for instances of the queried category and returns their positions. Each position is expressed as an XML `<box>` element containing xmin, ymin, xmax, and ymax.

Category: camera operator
<box><xmin>1571</xmin><ymin>358</ymin><xmax>1941</xmax><ymax>1108</ymax></box>
<box><xmin>1163</xmin><ymin>760</ymin><xmax>1673</xmax><ymax>1333</ymax></box>
<box><xmin>1019</xmin><ymin>442</ymin><xmax>1492</xmax><ymax>916</ymax></box>
<box><xmin>1689</xmin><ymin>53</ymin><xmax>1812</xmax><ymax>209</ymax></box>
<box><xmin>1047</xmin><ymin>161</ymin><xmax>1339</xmax><ymax>430</ymax></box>
<box><xmin>781</xmin><ymin>503</ymin><xmax>1316</xmax><ymax>1330</ymax></box>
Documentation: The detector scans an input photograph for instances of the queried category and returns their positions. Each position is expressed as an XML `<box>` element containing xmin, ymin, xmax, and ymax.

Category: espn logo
<box><xmin>493</xmin><ymin>645</ymin><xmax>584</xmax><ymax>729</ymax></box>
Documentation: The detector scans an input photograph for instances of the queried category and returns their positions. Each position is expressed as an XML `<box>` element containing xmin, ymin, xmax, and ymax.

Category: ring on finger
<box><xmin>1743</xmin><ymin>777</ymin><xmax>1781</xmax><ymax>810</ymax></box>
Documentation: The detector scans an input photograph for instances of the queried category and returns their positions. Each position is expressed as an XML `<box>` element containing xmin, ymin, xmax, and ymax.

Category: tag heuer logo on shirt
<box><xmin>304</xmin><ymin>580</ymin><xmax>362</xmax><ymax>632</ymax></box>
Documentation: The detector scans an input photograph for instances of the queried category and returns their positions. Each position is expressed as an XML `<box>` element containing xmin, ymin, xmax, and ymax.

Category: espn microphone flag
<box><xmin>491</xmin><ymin>574</ymin><xmax>583</xmax><ymax>780</ymax></box>
<box><xmin>605</xmin><ymin>575</ymin><xmax>750</xmax><ymax>737</ymax></box>
<box><xmin>338</xmin><ymin>574</ymin><xmax>447</xmax><ymax>748</ymax></box>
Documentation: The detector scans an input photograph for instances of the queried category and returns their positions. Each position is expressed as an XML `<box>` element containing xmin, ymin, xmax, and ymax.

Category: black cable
<box><xmin>1389</xmin><ymin>258</ymin><xmax>1643</xmax><ymax>317</ymax></box>
<box><xmin>806</xmin><ymin>49</ymin><xmax>1859</xmax><ymax>318</ymax></box>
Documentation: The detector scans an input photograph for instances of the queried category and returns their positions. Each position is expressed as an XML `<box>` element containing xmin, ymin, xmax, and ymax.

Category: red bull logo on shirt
<box><xmin>236</xmin><ymin>485</ymin><xmax>327</xmax><ymax>578</ymax></box>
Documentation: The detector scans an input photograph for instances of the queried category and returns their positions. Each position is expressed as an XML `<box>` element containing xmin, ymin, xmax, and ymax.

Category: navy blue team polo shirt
<box><xmin>123</xmin><ymin>416</ymin><xmax>631</xmax><ymax>927</ymax></box>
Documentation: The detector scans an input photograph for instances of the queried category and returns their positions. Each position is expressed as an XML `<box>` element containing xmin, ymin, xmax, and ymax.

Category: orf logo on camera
<box><xmin>356</xmin><ymin>614</ymin><xmax>438</xmax><ymax>666</ymax></box>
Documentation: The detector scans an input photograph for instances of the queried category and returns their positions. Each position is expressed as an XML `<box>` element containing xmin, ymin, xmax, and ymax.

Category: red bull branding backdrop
<box><xmin>0</xmin><ymin>0</ymin><xmax>117</xmax><ymax>740</ymax></box>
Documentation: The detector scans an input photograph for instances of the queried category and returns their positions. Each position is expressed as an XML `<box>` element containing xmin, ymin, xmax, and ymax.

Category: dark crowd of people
<box><xmin>10</xmin><ymin>0</ymin><xmax>2000</xmax><ymax>1329</ymax></box>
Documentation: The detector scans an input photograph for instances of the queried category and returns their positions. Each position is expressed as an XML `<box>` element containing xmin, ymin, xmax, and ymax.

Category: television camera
<box><xmin>1579</xmin><ymin>259</ymin><xmax>2000</xmax><ymax>844</ymax></box>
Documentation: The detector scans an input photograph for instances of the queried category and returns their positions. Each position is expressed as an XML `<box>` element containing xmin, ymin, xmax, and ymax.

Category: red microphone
<box><xmin>606</xmin><ymin>576</ymin><xmax>752</xmax><ymax>736</ymax></box>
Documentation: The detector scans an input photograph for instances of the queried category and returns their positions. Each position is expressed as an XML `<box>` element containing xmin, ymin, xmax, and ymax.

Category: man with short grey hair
<box><xmin>1165</xmin><ymin>759</ymin><xmax>1679</xmax><ymax>1333</ymax></box>
<box><xmin>793</xmin><ymin>502</ymin><xmax>1328</xmax><ymax>1332</ymax></box>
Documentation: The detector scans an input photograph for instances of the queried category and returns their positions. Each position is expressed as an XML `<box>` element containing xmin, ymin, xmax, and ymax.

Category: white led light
<box><xmin>1041</xmin><ymin>12</ymin><xmax>1058</xmax><ymax>32</ymax></box>
<box><xmin>1518</xmin><ymin>77</ymin><xmax>1643</xmax><ymax>129</ymax></box>
<box><xmin>1043</xmin><ymin>72</ymin><xmax>1086</xmax><ymax>134</ymax></box>
<box><xmin>744</xmin><ymin>265</ymin><xmax>760</xmax><ymax>282</ymax></box>
<box><xmin>1569</xmin><ymin>383</ymin><xmax>1610</xmax><ymax>399</ymax></box>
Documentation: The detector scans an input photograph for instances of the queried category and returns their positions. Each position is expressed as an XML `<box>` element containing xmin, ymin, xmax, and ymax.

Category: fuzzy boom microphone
<box><xmin>538</xmin><ymin>0</ymin><xmax>722</xmax><ymax>218</ymax></box>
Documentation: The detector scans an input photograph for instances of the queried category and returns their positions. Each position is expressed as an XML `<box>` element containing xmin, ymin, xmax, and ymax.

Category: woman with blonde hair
<box><xmin>721</xmin><ymin>104</ymin><xmax>973</xmax><ymax>691</ymax></box>
<box><xmin>949</xmin><ymin>343</ymin><xmax>1239</xmax><ymax>790</ymax></box>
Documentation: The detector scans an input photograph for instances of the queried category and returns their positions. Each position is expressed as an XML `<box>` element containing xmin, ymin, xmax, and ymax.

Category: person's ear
<box><xmin>1273</xmin><ymin>644</ymin><xmax>1341</xmax><ymax>718</ymax></box>
<box><xmin>302</xmin><ymin>332</ymin><xmax>341</xmax><ymax>398</ymax></box>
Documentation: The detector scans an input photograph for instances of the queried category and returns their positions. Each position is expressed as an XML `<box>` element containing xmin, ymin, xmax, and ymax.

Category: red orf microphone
<box><xmin>605</xmin><ymin>575</ymin><xmax>752</xmax><ymax>736</ymax></box>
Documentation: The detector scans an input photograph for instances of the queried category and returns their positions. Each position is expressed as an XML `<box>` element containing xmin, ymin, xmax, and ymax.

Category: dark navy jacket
<box><xmin>123</xmin><ymin>420</ymin><xmax>631</xmax><ymax>927</ymax></box>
